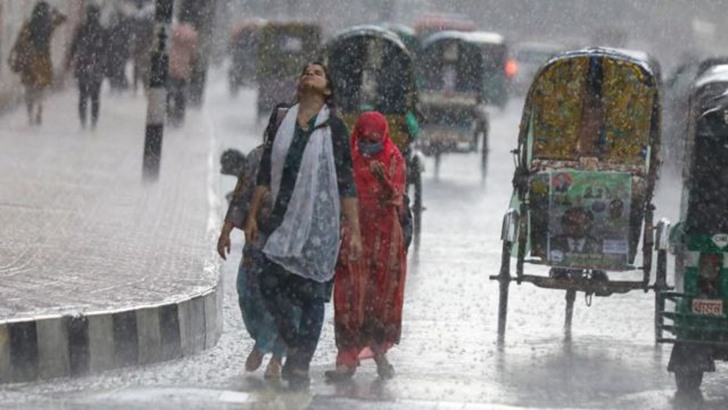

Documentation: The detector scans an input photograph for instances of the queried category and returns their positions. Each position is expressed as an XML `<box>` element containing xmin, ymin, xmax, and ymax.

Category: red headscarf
<box><xmin>350</xmin><ymin>111</ymin><xmax>405</xmax><ymax>208</ymax></box>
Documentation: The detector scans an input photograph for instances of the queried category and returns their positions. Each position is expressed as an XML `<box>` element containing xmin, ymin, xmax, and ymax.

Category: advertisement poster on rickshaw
<box><xmin>547</xmin><ymin>171</ymin><xmax>632</xmax><ymax>270</ymax></box>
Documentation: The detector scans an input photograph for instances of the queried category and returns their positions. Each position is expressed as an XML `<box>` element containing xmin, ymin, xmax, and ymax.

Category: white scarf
<box><xmin>263</xmin><ymin>104</ymin><xmax>341</xmax><ymax>282</ymax></box>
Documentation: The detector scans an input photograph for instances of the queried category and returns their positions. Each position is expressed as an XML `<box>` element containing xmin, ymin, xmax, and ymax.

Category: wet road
<box><xmin>2</xmin><ymin>69</ymin><xmax>728</xmax><ymax>409</ymax></box>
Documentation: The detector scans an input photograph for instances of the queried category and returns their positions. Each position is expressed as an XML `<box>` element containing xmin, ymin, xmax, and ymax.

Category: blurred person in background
<box><xmin>130</xmin><ymin>9</ymin><xmax>154</xmax><ymax>94</ymax></box>
<box><xmin>66</xmin><ymin>5</ymin><xmax>107</xmax><ymax>129</ymax></box>
<box><xmin>167</xmin><ymin>21</ymin><xmax>199</xmax><ymax>126</ymax></box>
<box><xmin>106</xmin><ymin>11</ymin><xmax>132</xmax><ymax>92</ymax></box>
<box><xmin>8</xmin><ymin>1</ymin><xmax>67</xmax><ymax>125</ymax></box>
<box><xmin>325</xmin><ymin>111</ymin><xmax>408</xmax><ymax>382</ymax></box>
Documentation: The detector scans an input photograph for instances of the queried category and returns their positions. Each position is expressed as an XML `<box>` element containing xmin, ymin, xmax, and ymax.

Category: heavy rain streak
<box><xmin>3</xmin><ymin>0</ymin><xmax>728</xmax><ymax>409</ymax></box>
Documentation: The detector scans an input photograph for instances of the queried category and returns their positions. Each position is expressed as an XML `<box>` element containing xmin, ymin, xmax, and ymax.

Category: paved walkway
<box><xmin>0</xmin><ymin>88</ymin><xmax>222</xmax><ymax>382</ymax></box>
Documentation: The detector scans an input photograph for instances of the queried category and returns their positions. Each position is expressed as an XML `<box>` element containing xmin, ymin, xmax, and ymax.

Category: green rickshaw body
<box><xmin>664</xmin><ymin>67</ymin><xmax>728</xmax><ymax>344</ymax></box>
<box><xmin>256</xmin><ymin>22</ymin><xmax>321</xmax><ymax>118</ymax></box>
<box><xmin>416</xmin><ymin>31</ymin><xmax>506</xmax><ymax>155</ymax></box>
<box><xmin>514</xmin><ymin>48</ymin><xmax>661</xmax><ymax>272</ymax></box>
<box><xmin>322</xmin><ymin>25</ymin><xmax>419</xmax><ymax>151</ymax></box>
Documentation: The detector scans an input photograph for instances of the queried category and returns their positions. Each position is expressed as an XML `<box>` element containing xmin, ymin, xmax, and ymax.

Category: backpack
<box><xmin>400</xmin><ymin>194</ymin><xmax>414</xmax><ymax>251</ymax></box>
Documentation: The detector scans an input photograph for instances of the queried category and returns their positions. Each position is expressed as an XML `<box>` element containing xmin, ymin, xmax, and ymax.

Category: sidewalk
<box><xmin>0</xmin><ymin>88</ymin><xmax>222</xmax><ymax>383</ymax></box>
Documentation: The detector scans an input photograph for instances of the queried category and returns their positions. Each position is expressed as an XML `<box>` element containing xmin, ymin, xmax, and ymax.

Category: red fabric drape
<box><xmin>334</xmin><ymin>111</ymin><xmax>408</xmax><ymax>367</ymax></box>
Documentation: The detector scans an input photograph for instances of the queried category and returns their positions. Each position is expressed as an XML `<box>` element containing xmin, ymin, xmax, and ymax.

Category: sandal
<box><xmin>287</xmin><ymin>368</ymin><xmax>311</xmax><ymax>390</ymax></box>
<box><xmin>324</xmin><ymin>365</ymin><xmax>356</xmax><ymax>383</ymax></box>
<box><xmin>264</xmin><ymin>357</ymin><xmax>282</xmax><ymax>379</ymax></box>
<box><xmin>244</xmin><ymin>347</ymin><xmax>264</xmax><ymax>372</ymax></box>
<box><xmin>374</xmin><ymin>355</ymin><xmax>395</xmax><ymax>380</ymax></box>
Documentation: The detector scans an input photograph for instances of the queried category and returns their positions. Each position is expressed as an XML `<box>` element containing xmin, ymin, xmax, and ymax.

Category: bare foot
<box><xmin>374</xmin><ymin>354</ymin><xmax>394</xmax><ymax>379</ymax></box>
<box><xmin>245</xmin><ymin>347</ymin><xmax>264</xmax><ymax>372</ymax></box>
<box><xmin>264</xmin><ymin>356</ymin><xmax>282</xmax><ymax>379</ymax></box>
<box><xmin>324</xmin><ymin>364</ymin><xmax>356</xmax><ymax>383</ymax></box>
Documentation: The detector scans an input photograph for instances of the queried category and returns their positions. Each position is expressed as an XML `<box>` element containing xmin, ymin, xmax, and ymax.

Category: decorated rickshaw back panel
<box><xmin>529</xmin><ymin>55</ymin><xmax>656</xmax><ymax>166</ymax></box>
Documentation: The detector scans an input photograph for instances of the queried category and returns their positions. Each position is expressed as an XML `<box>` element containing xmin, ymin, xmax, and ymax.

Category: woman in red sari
<box><xmin>326</xmin><ymin>111</ymin><xmax>408</xmax><ymax>382</ymax></box>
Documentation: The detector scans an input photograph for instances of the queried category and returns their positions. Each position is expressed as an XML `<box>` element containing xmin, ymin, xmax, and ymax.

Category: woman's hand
<box><xmin>244</xmin><ymin>186</ymin><xmax>267</xmax><ymax>245</ymax></box>
<box><xmin>348</xmin><ymin>232</ymin><xmax>363</xmax><ymax>263</ymax></box>
<box><xmin>244</xmin><ymin>217</ymin><xmax>258</xmax><ymax>244</ymax></box>
<box><xmin>216</xmin><ymin>231</ymin><xmax>231</xmax><ymax>261</ymax></box>
<box><xmin>369</xmin><ymin>161</ymin><xmax>386</xmax><ymax>183</ymax></box>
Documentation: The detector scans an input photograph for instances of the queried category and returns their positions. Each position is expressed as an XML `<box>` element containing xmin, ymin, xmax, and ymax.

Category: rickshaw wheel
<box><xmin>496</xmin><ymin>240</ymin><xmax>512</xmax><ymax>342</ymax></box>
<box><xmin>564</xmin><ymin>288</ymin><xmax>577</xmax><ymax>338</ymax></box>
<box><xmin>675</xmin><ymin>369</ymin><xmax>703</xmax><ymax>393</ymax></box>
<box><xmin>654</xmin><ymin>249</ymin><xmax>668</xmax><ymax>343</ymax></box>
<box><xmin>479</xmin><ymin>121</ymin><xmax>489</xmax><ymax>174</ymax></box>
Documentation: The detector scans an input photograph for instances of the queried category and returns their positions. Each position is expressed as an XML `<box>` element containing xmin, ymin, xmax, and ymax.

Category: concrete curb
<box><xmin>0</xmin><ymin>282</ymin><xmax>223</xmax><ymax>383</ymax></box>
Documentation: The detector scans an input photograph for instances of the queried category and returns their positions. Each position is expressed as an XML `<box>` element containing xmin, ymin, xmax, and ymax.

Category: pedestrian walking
<box><xmin>325</xmin><ymin>111</ymin><xmax>408</xmax><ymax>382</ymax></box>
<box><xmin>106</xmin><ymin>12</ymin><xmax>132</xmax><ymax>92</ymax></box>
<box><xmin>8</xmin><ymin>1</ymin><xmax>66</xmax><ymax>125</ymax></box>
<box><xmin>244</xmin><ymin>62</ymin><xmax>363</xmax><ymax>389</ymax></box>
<box><xmin>130</xmin><ymin>10</ymin><xmax>154</xmax><ymax>94</ymax></box>
<box><xmin>217</xmin><ymin>117</ymin><xmax>298</xmax><ymax>378</ymax></box>
<box><xmin>167</xmin><ymin>22</ymin><xmax>199</xmax><ymax>126</ymax></box>
<box><xmin>66</xmin><ymin>5</ymin><xmax>107</xmax><ymax>129</ymax></box>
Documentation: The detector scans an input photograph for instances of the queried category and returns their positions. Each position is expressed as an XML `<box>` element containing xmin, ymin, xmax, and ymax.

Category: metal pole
<box><xmin>142</xmin><ymin>0</ymin><xmax>174</xmax><ymax>181</ymax></box>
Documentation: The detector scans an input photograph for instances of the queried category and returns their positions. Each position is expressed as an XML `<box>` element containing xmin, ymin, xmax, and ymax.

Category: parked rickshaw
<box><xmin>413</xmin><ymin>13</ymin><xmax>476</xmax><ymax>38</ymax></box>
<box><xmin>657</xmin><ymin>66</ymin><xmax>728</xmax><ymax>394</ymax></box>
<box><xmin>228</xmin><ymin>19</ymin><xmax>265</xmax><ymax>95</ymax></box>
<box><xmin>490</xmin><ymin>48</ymin><xmax>668</xmax><ymax>341</ymax></box>
<box><xmin>417</xmin><ymin>31</ymin><xmax>508</xmax><ymax>175</ymax></box>
<box><xmin>664</xmin><ymin>58</ymin><xmax>728</xmax><ymax>171</ymax></box>
<box><xmin>322</xmin><ymin>25</ymin><xmax>425</xmax><ymax>251</ymax></box>
<box><xmin>256</xmin><ymin>22</ymin><xmax>321</xmax><ymax>119</ymax></box>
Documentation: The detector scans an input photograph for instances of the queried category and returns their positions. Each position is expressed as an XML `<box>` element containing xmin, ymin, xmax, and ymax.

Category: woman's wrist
<box><xmin>221</xmin><ymin>220</ymin><xmax>234</xmax><ymax>234</ymax></box>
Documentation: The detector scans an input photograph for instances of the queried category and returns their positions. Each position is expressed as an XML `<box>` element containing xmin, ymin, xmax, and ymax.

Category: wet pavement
<box><xmin>0</xmin><ymin>89</ymin><xmax>219</xmax><ymax>320</ymax></box>
<box><xmin>1</xmin><ymin>69</ymin><xmax>728</xmax><ymax>409</ymax></box>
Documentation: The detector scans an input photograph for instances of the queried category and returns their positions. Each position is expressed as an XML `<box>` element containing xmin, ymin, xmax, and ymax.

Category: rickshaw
<box><xmin>657</xmin><ymin>66</ymin><xmax>728</xmax><ymax>394</ymax></box>
<box><xmin>256</xmin><ymin>22</ymin><xmax>321</xmax><ymax>119</ymax></box>
<box><xmin>413</xmin><ymin>13</ymin><xmax>476</xmax><ymax>38</ymax></box>
<box><xmin>228</xmin><ymin>19</ymin><xmax>265</xmax><ymax>95</ymax></box>
<box><xmin>664</xmin><ymin>58</ymin><xmax>728</xmax><ymax>171</ymax></box>
<box><xmin>490</xmin><ymin>48</ymin><xmax>669</xmax><ymax>341</ymax></box>
<box><xmin>416</xmin><ymin>31</ymin><xmax>508</xmax><ymax>175</ymax></box>
<box><xmin>380</xmin><ymin>23</ymin><xmax>421</xmax><ymax>56</ymax></box>
<box><xmin>322</xmin><ymin>25</ymin><xmax>425</xmax><ymax>251</ymax></box>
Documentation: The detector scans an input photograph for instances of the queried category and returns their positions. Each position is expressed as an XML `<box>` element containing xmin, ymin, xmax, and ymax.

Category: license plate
<box><xmin>692</xmin><ymin>299</ymin><xmax>724</xmax><ymax>316</ymax></box>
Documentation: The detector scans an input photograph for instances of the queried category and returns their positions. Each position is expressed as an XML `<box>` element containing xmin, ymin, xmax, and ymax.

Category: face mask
<box><xmin>358</xmin><ymin>140</ymin><xmax>384</xmax><ymax>156</ymax></box>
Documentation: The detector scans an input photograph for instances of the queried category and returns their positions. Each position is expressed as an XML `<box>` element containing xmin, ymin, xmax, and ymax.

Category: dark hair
<box><xmin>28</xmin><ymin>1</ymin><xmax>52</xmax><ymax>50</ymax></box>
<box><xmin>86</xmin><ymin>4</ymin><xmax>100</xmax><ymax>21</ymax></box>
<box><xmin>299</xmin><ymin>61</ymin><xmax>335</xmax><ymax>105</ymax></box>
<box><xmin>561</xmin><ymin>207</ymin><xmax>594</xmax><ymax>224</ymax></box>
